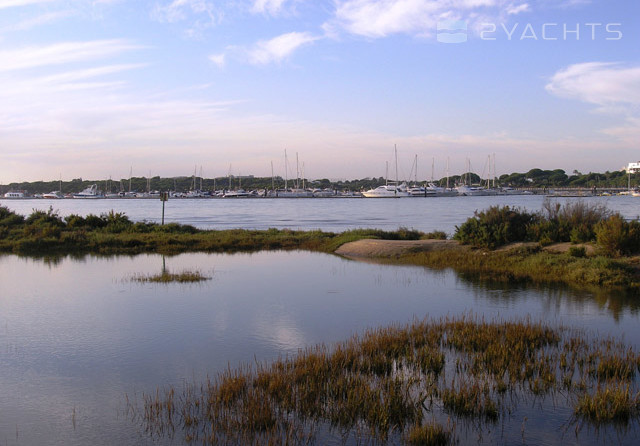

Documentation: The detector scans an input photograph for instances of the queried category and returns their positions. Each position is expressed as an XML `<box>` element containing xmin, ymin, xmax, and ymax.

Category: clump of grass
<box><xmin>568</xmin><ymin>245</ymin><xmax>587</xmax><ymax>257</ymax></box>
<box><xmin>442</xmin><ymin>380</ymin><xmax>499</xmax><ymax>420</ymax></box>
<box><xmin>130</xmin><ymin>269</ymin><xmax>211</xmax><ymax>283</ymax></box>
<box><xmin>129</xmin><ymin>315</ymin><xmax>640</xmax><ymax>445</ymax></box>
<box><xmin>575</xmin><ymin>382</ymin><xmax>640</xmax><ymax>423</ymax></box>
<box><xmin>405</xmin><ymin>422</ymin><xmax>451</xmax><ymax>446</ymax></box>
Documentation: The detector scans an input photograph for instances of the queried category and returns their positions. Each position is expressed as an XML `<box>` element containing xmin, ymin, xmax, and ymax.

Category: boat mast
<box><xmin>296</xmin><ymin>152</ymin><xmax>300</xmax><ymax>190</ymax></box>
<box><xmin>385</xmin><ymin>161</ymin><xmax>389</xmax><ymax>186</ymax></box>
<box><xmin>271</xmin><ymin>161</ymin><xmax>275</xmax><ymax>192</ymax></box>
<box><xmin>431</xmin><ymin>157</ymin><xmax>435</xmax><ymax>183</ymax></box>
<box><xmin>284</xmin><ymin>150</ymin><xmax>288</xmax><ymax>190</ymax></box>
<box><xmin>394</xmin><ymin>144</ymin><xmax>398</xmax><ymax>195</ymax></box>
<box><xmin>446</xmin><ymin>157</ymin><xmax>450</xmax><ymax>189</ymax></box>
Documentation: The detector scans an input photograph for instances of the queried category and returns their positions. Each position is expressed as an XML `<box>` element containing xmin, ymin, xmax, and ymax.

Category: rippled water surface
<box><xmin>2</xmin><ymin>195</ymin><xmax>639</xmax><ymax>233</ymax></box>
<box><xmin>1</xmin><ymin>251</ymin><xmax>640</xmax><ymax>445</ymax></box>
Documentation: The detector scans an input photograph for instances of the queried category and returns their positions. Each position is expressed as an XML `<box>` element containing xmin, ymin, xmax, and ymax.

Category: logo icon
<box><xmin>437</xmin><ymin>20</ymin><xmax>468</xmax><ymax>43</ymax></box>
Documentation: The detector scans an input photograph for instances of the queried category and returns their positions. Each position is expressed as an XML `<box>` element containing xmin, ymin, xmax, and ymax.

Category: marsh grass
<box><xmin>130</xmin><ymin>269</ymin><xmax>211</xmax><ymax>283</ymax></box>
<box><xmin>128</xmin><ymin>316</ymin><xmax>640</xmax><ymax>445</ymax></box>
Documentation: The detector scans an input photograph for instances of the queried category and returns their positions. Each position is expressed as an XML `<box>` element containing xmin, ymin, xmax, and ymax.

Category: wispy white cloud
<box><xmin>251</xmin><ymin>0</ymin><xmax>288</xmax><ymax>15</ymax></box>
<box><xmin>152</xmin><ymin>0</ymin><xmax>221</xmax><ymax>36</ymax></box>
<box><xmin>0</xmin><ymin>39</ymin><xmax>143</xmax><ymax>72</ymax></box>
<box><xmin>0</xmin><ymin>0</ymin><xmax>55</xmax><ymax>10</ymax></box>
<box><xmin>546</xmin><ymin>62</ymin><xmax>640</xmax><ymax>146</ymax></box>
<box><xmin>247</xmin><ymin>31</ymin><xmax>319</xmax><ymax>65</ymax></box>
<box><xmin>208</xmin><ymin>52</ymin><xmax>225</xmax><ymax>68</ymax></box>
<box><xmin>546</xmin><ymin>62</ymin><xmax>640</xmax><ymax>108</ymax></box>
<box><xmin>324</xmin><ymin>0</ymin><xmax>535</xmax><ymax>38</ymax></box>
<box><xmin>2</xmin><ymin>10</ymin><xmax>75</xmax><ymax>32</ymax></box>
<box><xmin>506</xmin><ymin>2</ymin><xmax>530</xmax><ymax>15</ymax></box>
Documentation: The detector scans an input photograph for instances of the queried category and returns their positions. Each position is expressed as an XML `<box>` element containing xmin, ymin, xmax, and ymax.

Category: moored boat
<box><xmin>362</xmin><ymin>183</ymin><xmax>410</xmax><ymax>198</ymax></box>
<box><xmin>73</xmin><ymin>184</ymin><xmax>102</xmax><ymax>199</ymax></box>
<box><xmin>42</xmin><ymin>191</ymin><xmax>65</xmax><ymax>199</ymax></box>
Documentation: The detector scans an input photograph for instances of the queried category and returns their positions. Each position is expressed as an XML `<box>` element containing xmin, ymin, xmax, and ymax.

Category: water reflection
<box><xmin>1</xmin><ymin>251</ymin><xmax>639</xmax><ymax>445</ymax></box>
<box><xmin>457</xmin><ymin>274</ymin><xmax>640</xmax><ymax>321</ymax></box>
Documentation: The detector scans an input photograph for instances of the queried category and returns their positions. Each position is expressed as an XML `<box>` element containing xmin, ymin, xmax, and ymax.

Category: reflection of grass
<box><xmin>130</xmin><ymin>270</ymin><xmax>211</xmax><ymax>283</ymax></box>
<box><xmin>397</xmin><ymin>247</ymin><xmax>639</xmax><ymax>292</ymax></box>
<box><xmin>128</xmin><ymin>315</ymin><xmax>640</xmax><ymax>445</ymax></box>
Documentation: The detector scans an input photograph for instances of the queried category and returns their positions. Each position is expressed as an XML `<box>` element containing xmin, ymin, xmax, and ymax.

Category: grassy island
<box><xmin>1</xmin><ymin>202</ymin><xmax>639</xmax><ymax>292</ymax></box>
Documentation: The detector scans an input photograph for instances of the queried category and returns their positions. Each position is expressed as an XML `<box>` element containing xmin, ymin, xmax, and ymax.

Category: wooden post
<box><xmin>160</xmin><ymin>192</ymin><xmax>168</xmax><ymax>225</ymax></box>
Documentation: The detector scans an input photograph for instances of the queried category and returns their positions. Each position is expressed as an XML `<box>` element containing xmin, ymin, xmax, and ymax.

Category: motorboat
<box><xmin>73</xmin><ymin>184</ymin><xmax>102</xmax><ymax>199</ymax></box>
<box><xmin>42</xmin><ymin>191</ymin><xmax>65</xmax><ymax>199</ymax></box>
<box><xmin>362</xmin><ymin>183</ymin><xmax>410</xmax><ymax>198</ymax></box>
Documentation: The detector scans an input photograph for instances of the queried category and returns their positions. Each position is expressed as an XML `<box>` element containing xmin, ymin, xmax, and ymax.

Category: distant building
<box><xmin>627</xmin><ymin>162</ymin><xmax>640</xmax><ymax>174</ymax></box>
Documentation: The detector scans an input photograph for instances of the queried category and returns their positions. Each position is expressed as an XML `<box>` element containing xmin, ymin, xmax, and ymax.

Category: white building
<box><xmin>626</xmin><ymin>162</ymin><xmax>640</xmax><ymax>174</ymax></box>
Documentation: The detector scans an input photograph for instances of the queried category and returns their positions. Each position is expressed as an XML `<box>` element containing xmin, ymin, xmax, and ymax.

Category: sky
<box><xmin>0</xmin><ymin>0</ymin><xmax>639</xmax><ymax>183</ymax></box>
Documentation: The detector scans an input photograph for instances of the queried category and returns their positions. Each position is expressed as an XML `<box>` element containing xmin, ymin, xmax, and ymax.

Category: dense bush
<box><xmin>454</xmin><ymin>201</ymin><xmax>623</xmax><ymax>250</ymax></box>
<box><xmin>595</xmin><ymin>215</ymin><xmax>640</xmax><ymax>257</ymax></box>
<box><xmin>528</xmin><ymin>200</ymin><xmax>611</xmax><ymax>244</ymax></box>
<box><xmin>454</xmin><ymin>206</ymin><xmax>537</xmax><ymax>249</ymax></box>
<box><xmin>25</xmin><ymin>207</ymin><xmax>65</xmax><ymax>227</ymax></box>
<box><xmin>0</xmin><ymin>206</ymin><xmax>24</xmax><ymax>227</ymax></box>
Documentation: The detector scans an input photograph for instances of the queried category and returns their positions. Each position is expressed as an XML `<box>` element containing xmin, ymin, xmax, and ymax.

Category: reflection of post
<box><xmin>160</xmin><ymin>191</ymin><xmax>169</xmax><ymax>225</ymax></box>
<box><xmin>162</xmin><ymin>255</ymin><xmax>167</xmax><ymax>275</ymax></box>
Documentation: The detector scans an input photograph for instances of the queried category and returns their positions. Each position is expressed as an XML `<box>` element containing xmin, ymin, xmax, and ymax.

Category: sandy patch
<box><xmin>334</xmin><ymin>239</ymin><xmax>464</xmax><ymax>258</ymax></box>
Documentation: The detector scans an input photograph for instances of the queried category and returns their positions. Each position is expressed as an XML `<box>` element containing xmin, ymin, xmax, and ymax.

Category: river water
<box><xmin>1</xmin><ymin>195</ymin><xmax>639</xmax><ymax>234</ymax></box>
<box><xmin>1</xmin><ymin>196</ymin><xmax>639</xmax><ymax>445</ymax></box>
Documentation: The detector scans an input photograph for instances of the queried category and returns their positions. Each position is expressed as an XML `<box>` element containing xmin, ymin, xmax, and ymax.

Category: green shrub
<box><xmin>25</xmin><ymin>207</ymin><xmax>64</xmax><ymax>228</ymax></box>
<box><xmin>102</xmin><ymin>211</ymin><xmax>133</xmax><ymax>233</ymax></box>
<box><xmin>154</xmin><ymin>222</ymin><xmax>198</xmax><ymax>234</ymax></box>
<box><xmin>0</xmin><ymin>206</ymin><xmax>24</xmax><ymax>227</ymax></box>
<box><xmin>422</xmin><ymin>231</ymin><xmax>447</xmax><ymax>240</ymax></box>
<box><xmin>454</xmin><ymin>206</ymin><xmax>537</xmax><ymax>249</ymax></box>
<box><xmin>528</xmin><ymin>200</ymin><xmax>611</xmax><ymax>244</ymax></box>
<box><xmin>65</xmin><ymin>214</ymin><xmax>87</xmax><ymax>229</ymax></box>
<box><xmin>568</xmin><ymin>246</ymin><xmax>587</xmax><ymax>258</ymax></box>
<box><xmin>595</xmin><ymin>215</ymin><xmax>640</xmax><ymax>257</ymax></box>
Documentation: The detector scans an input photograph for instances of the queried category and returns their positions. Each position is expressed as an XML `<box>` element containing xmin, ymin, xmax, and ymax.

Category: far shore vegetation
<box><xmin>1</xmin><ymin>200</ymin><xmax>639</xmax><ymax>292</ymax></box>
<box><xmin>2</xmin><ymin>167</ymin><xmax>640</xmax><ymax>196</ymax></box>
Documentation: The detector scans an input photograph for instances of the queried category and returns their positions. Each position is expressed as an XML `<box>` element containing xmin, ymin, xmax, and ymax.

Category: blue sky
<box><xmin>0</xmin><ymin>0</ymin><xmax>639</xmax><ymax>183</ymax></box>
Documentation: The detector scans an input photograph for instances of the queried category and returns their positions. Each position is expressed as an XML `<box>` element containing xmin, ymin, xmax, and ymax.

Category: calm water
<box><xmin>2</xmin><ymin>195</ymin><xmax>639</xmax><ymax>233</ymax></box>
<box><xmin>1</xmin><ymin>251</ymin><xmax>640</xmax><ymax>445</ymax></box>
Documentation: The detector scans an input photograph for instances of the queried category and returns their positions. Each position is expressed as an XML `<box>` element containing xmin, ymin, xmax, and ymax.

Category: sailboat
<box><xmin>363</xmin><ymin>145</ymin><xmax>410</xmax><ymax>198</ymax></box>
<box><xmin>277</xmin><ymin>150</ymin><xmax>313</xmax><ymax>197</ymax></box>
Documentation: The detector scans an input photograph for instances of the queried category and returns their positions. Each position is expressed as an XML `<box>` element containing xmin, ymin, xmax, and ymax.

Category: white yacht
<box><xmin>42</xmin><ymin>191</ymin><xmax>65</xmax><ymax>199</ymax></box>
<box><xmin>73</xmin><ymin>184</ymin><xmax>101</xmax><ymax>199</ymax></box>
<box><xmin>362</xmin><ymin>183</ymin><xmax>410</xmax><ymax>198</ymax></box>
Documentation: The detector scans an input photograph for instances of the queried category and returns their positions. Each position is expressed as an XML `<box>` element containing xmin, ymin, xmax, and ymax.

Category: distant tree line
<box><xmin>1</xmin><ymin>168</ymin><xmax>637</xmax><ymax>195</ymax></box>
